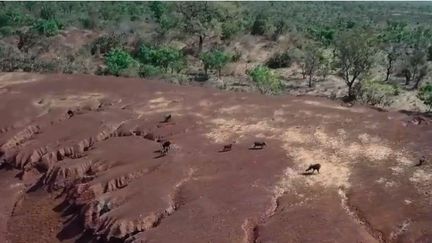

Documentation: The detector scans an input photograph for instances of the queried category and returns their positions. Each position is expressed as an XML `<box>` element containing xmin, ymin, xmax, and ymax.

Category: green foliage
<box><xmin>358</xmin><ymin>79</ymin><xmax>399</xmax><ymax>106</ymax></box>
<box><xmin>334</xmin><ymin>28</ymin><xmax>375</xmax><ymax>97</ymax></box>
<box><xmin>266</xmin><ymin>51</ymin><xmax>292</xmax><ymax>69</ymax></box>
<box><xmin>40</xmin><ymin>4</ymin><xmax>56</xmax><ymax>20</ymax></box>
<box><xmin>248</xmin><ymin>65</ymin><xmax>283</xmax><ymax>94</ymax></box>
<box><xmin>200</xmin><ymin>50</ymin><xmax>231</xmax><ymax>77</ymax></box>
<box><xmin>307</xmin><ymin>26</ymin><xmax>335</xmax><ymax>46</ymax></box>
<box><xmin>139</xmin><ymin>64</ymin><xmax>162</xmax><ymax>78</ymax></box>
<box><xmin>418</xmin><ymin>82</ymin><xmax>432</xmax><ymax>110</ymax></box>
<box><xmin>221</xmin><ymin>20</ymin><xmax>242</xmax><ymax>40</ymax></box>
<box><xmin>152</xmin><ymin>47</ymin><xmax>184</xmax><ymax>72</ymax></box>
<box><xmin>176</xmin><ymin>2</ymin><xmax>217</xmax><ymax>49</ymax></box>
<box><xmin>0</xmin><ymin>8</ymin><xmax>32</xmax><ymax>29</ymax></box>
<box><xmin>105</xmin><ymin>48</ymin><xmax>137</xmax><ymax>76</ymax></box>
<box><xmin>251</xmin><ymin>13</ymin><xmax>267</xmax><ymax>36</ymax></box>
<box><xmin>0</xmin><ymin>26</ymin><xmax>13</xmax><ymax>36</ymax></box>
<box><xmin>32</xmin><ymin>19</ymin><xmax>62</xmax><ymax>37</ymax></box>
<box><xmin>80</xmin><ymin>12</ymin><xmax>98</xmax><ymax>30</ymax></box>
<box><xmin>91</xmin><ymin>33</ymin><xmax>125</xmax><ymax>55</ymax></box>
<box><xmin>136</xmin><ymin>44</ymin><xmax>185</xmax><ymax>73</ymax></box>
<box><xmin>149</xmin><ymin>1</ymin><xmax>168</xmax><ymax>22</ymax></box>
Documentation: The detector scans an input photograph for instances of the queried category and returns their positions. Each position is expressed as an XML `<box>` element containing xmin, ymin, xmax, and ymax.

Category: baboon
<box><xmin>252</xmin><ymin>141</ymin><xmax>266</xmax><ymax>149</ymax></box>
<box><xmin>221</xmin><ymin>144</ymin><xmax>232</xmax><ymax>152</ymax></box>
<box><xmin>306</xmin><ymin>163</ymin><xmax>321</xmax><ymax>173</ymax></box>
<box><xmin>415</xmin><ymin>156</ymin><xmax>426</xmax><ymax>167</ymax></box>
<box><xmin>67</xmin><ymin>110</ymin><xmax>74</xmax><ymax>117</ymax></box>
<box><xmin>162</xmin><ymin>114</ymin><xmax>172</xmax><ymax>123</ymax></box>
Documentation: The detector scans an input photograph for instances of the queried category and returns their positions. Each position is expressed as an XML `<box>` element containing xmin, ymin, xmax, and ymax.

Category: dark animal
<box><xmin>252</xmin><ymin>141</ymin><xmax>266</xmax><ymax>149</ymax></box>
<box><xmin>415</xmin><ymin>156</ymin><xmax>426</xmax><ymax>167</ymax></box>
<box><xmin>161</xmin><ymin>141</ymin><xmax>171</xmax><ymax>155</ymax></box>
<box><xmin>306</xmin><ymin>164</ymin><xmax>321</xmax><ymax>174</ymax></box>
<box><xmin>162</xmin><ymin>114</ymin><xmax>172</xmax><ymax>123</ymax></box>
<box><xmin>67</xmin><ymin>110</ymin><xmax>74</xmax><ymax>117</ymax></box>
<box><xmin>222</xmin><ymin>144</ymin><xmax>232</xmax><ymax>152</ymax></box>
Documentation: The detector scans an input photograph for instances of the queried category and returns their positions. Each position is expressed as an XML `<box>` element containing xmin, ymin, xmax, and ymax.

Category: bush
<box><xmin>251</xmin><ymin>13</ymin><xmax>267</xmax><ymax>36</ymax></box>
<box><xmin>136</xmin><ymin>44</ymin><xmax>184</xmax><ymax>73</ymax></box>
<box><xmin>222</xmin><ymin>20</ymin><xmax>242</xmax><ymax>40</ymax></box>
<box><xmin>105</xmin><ymin>48</ymin><xmax>137</xmax><ymax>76</ymax></box>
<box><xmin>248</xmin><ymin>65</ymin><xmax>283</xmax><ymax>94</ymax></box>
<box><xmin>139</xmin><ymin>64</ymin><xmax>162</xmax><ymax>78</ymax></box>
<box><xmin>266</xmin><ymin>51</ymin><xmax>292</xmax><ymax>69</ymax></box>
<box><xmin>0</xmin><ymin>26</ymin><xmax>13</xmax><ymax>36</ymax></box>
<box><xmin>357</xmin><ymin>79</ymin><xmax>400</xmax><ymax>106</ymax></box>
<box><xmin>32</xmin><ymin>19</ymin><xmax>62</xmax><ymax>37</ymax></box>
<box><xmin>40</xmin><ymin>5</ymin><xmax>56</xmax><ymax>20</ymax></box>
<box><xmin>90</xmin><ymin>33</ymin><xmax>125</xmax><ymax>55</ymax></box>
<box><xmin>418</xmin><ymin>82</ymin><xmax>432</xmax><ymax>111</ymax></box>
<box><xmin>200</xmin><ymin>50</ymin><xmax>231</xmax><ymax>77</ymax></box>
<box><xmin>80</xmin><ymin>16</ymin><xmax>98</xmax><ymax>30</ymax></box>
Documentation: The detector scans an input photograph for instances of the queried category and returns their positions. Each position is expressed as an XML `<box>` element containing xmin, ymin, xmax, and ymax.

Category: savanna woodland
<box><xmin>1</xmin><ymin>1</ymin><xmax>432</xmax><ymax>111</ymax></box>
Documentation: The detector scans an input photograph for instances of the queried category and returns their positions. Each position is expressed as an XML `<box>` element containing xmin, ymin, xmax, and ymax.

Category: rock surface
<box><xmin>0</xmin><ymin>72</ymin><xmax>431</xmax><ymax>243</ymax></box>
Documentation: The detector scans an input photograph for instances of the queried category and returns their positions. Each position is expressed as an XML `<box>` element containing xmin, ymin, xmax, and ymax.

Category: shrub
<box><xmin>248</xmin><ymin>65</ymin><xmax>283</xmax><ymax>94</ymax></box>
<box><xmin>266</xmin><ymin>51</ymin><xmax>292</xmax><ymax>69</ymax></box>
<box><xmin>418</xmin><ymin>82</ymin><xmax>432</xmax><ymax>111</ymax></box>
<box><xmin>357</xmin><ymin>79</ymin><xmax>400</xmax><ymax>106</ymax></box>
<box><xmin>0</xmin><ymin>26</ymin><xmax>13</xmax><ymax>36</ymax></box>
<box><xmin>80</xmin><ymin>16</ymin><xmax>98</xmax><ymax>30</ymax></box>
<box><xmin>222</xmin><ymin>20</ymin><xmax>241</xmax><ymax>40</ymax></box>
<box><xmin>32</xmin><ymin>19</ymin><xmax>62</xmax><ymax>37</ymax></box>
<box><xmin>149</xmin><ymin>1</ymin><xmax>168</xmax><ymax>22</ymax></box>
<box><xmin>90</xmin><ymin>33</ymin><xmax>125</xmax><ymax>55</ymax></box>
<box><xmin>152</xmin><ymin>47</ymin><xmax>184</xmax><ymax>72</ymax></box>
<box><xmin>136</xmin><ymin>44</ymin><xmax>184</xmax><ymax>73</ymax></box>
<box><xmin>251</xmin><ymin>13</ymin><xmax>267</xmax><ymax>36</ymax></box>
<box><xmin>105</xmin><ymin>49</ymin><xmax>137</xmax><ymax>76</ymax></box>
<box><xmin>200</xmin><ymin>50</ymin><xmax>231</xmax><ymax>77</ymax></box>
<box><xmin>139</xmin><ymin>64</ymin><xmax>162</xmax><ymax>78</ymax></box>
<box><xmin>40</xmin><ymin>5</ymin><xmax>56</xmax><ymax>20</ymax></box>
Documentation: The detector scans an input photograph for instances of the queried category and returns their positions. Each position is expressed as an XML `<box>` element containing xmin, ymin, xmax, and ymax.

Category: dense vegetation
<box><xmin>1</xmin><ymin>2</ymin><xmax>432</xmax><ymax>111</ymax></box>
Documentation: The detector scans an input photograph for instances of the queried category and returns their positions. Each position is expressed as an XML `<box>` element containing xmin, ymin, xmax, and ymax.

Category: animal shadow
<box><xmin>301</xmin><ymin>172</ymin><xmax>315</xmax><ymax>176</ymax></box>
<box><xmin>153</xmin><ymin>153</ymin><xmax>166</xmax><ymax>159</ymax></box>
<box><xmin>248</xmin><ymin>147</ymin><xmax>263</xmax><ymax>150</ymax></box>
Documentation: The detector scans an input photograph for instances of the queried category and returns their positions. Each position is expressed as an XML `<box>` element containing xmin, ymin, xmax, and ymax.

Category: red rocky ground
<box><xmin>0</xmin><ymin>72</ymin><xmax>431</xmax><ymax>243</ymax></box>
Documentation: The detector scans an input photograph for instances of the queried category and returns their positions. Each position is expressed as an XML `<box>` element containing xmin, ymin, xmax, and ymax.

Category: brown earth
<box><xmin>0</xmin><ymin>72</ymin><xmax>431</xmax><ymax>243</ymax></box>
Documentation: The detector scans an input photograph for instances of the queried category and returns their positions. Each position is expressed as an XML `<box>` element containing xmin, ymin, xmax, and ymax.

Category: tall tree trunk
<box><xmin>199</xmin><ymin>35</ymin><xmax>204</xmax><ymax>53</ymax></box>
<box><xmin>385</xmin><ymin>58</ymin><xmax>393</xmax><ymax>82</ymax></box>
<box><xmin>308</xmin><ymin>74</ymin><xmax>313</xmax><ymax>88</ymax></box>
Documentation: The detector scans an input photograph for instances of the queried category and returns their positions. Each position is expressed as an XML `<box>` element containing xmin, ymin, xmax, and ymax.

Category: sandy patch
<box><xmin>34</xmin><ymin>93</ymin><xmax>106</xmax><ymax>109</ymax></box>
<box><xmin>0</xmin><ymin>73</ymin><xmax>43</xmax><ymax>89</ymax></box>
<box><xmin>410</xmin><ymin>169</ymin><xmax>432</xmax><ymax>184</ymax></box>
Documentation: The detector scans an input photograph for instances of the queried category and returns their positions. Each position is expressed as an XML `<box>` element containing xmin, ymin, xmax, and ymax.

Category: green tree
<box><xmin>251</xmin><ymin>13</ymin><xmax>267</xmax><ymax>36</ymax></box>
<box><xmin>200</xmin><ymin>50</ymin><xmax>231</xmax><ymax>77</ymax></box>
<box><xmin>378</xmin><ymin>21</ymin><xmax>409</xmax><ymax>81</ymax></box>
<box><xmin>418</xmin><ymin>82</ymin><xmax>432</xmax><ymax>111</ymax></box>
<box><xmin>334</xmin><ymin>29</ymin><xmax>375</xmax><ymax>98</ymax></box>
<box><xmin>136</xmin><ymin>44</ymin><xmax>185</xmax><ymax>73</ymax></box>
<box><xmin>176</xmin><ymin>2</ymin><xmax>217</xmax><ymax>53</ymax></box>
<box><xmin>149</xmin><ymin>1</ymin><xmax>168</xmax><ymax>22</ymax></box>
<box><xmin>32</xmin><ymin>19</ymin><xmax>62</xmax><ymax>37</ymax></box>
<box><xmin>302</xmin><ymin>43</ymin><xmax>323</xmax><ymax>87</ymax></box>
<box><xmin>152</xmin><ymin>47</ymin><xmax>184</xmax><ymax>73</ymax></box>
<box><xmin>248</xmin><ymin>65</ymin><xmax>283</xmax><ymax>94</ymax></box>
<box><xmin>105</xmin><ymin>48</ymin><xmax>136</xmax><ymax>76</ymax></box>
<box><xmin>400</xmin><ymin>26</ymin><xmax>431</xmax><ymax>89</ymax></box>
